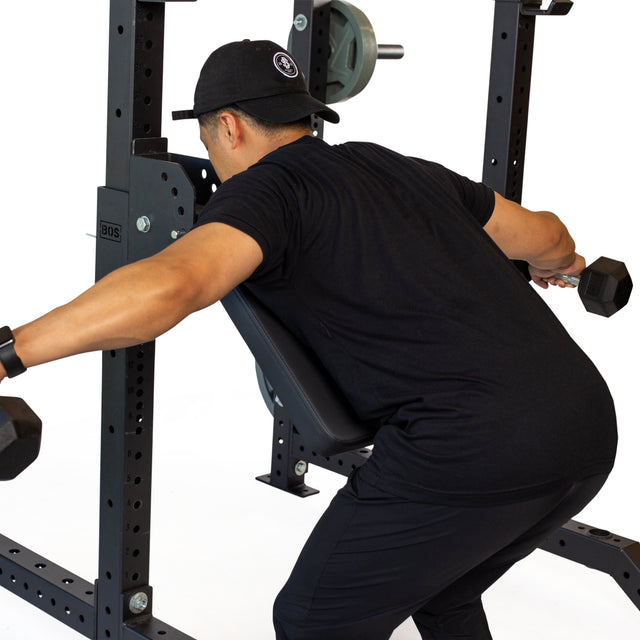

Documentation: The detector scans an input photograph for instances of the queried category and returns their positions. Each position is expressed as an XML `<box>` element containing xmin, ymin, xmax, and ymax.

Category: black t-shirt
<box><xmin>196</xmin><ymin>136</ymin><xmax>617</xmax><ymax>505</ymax></box>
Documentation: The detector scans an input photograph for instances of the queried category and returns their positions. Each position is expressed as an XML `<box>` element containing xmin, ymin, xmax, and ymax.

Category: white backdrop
<box><xmin>0</xmin><ymin>1</ymin><xmax>638</xmax><ymax>638</ymax></box>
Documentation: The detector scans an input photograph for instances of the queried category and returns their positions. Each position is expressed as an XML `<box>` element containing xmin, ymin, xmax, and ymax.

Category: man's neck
<box><xmin>253</xmin><ymin>130</ymin><xmax>312</xmax><ymax>161</ymax></box>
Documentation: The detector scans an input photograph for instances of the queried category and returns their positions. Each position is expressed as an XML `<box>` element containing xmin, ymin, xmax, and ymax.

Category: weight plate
<box><xmin>326</xmin><ymin>1</ymin><xmax>378</xmax><ymax>103</ymax></box>
<box><xmin>288</xmin><ymin>1</ymin><xmax>378</xmax><ymax>104</ymax></box>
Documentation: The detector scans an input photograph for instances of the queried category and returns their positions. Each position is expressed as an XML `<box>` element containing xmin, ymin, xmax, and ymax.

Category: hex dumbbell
<box><xmin>0</xmin><ymin>396</ymin><xmax>42</xmax><ymax>480</ymax></box>
<box><xmin>554</xmin><ymin>256</ymin><xmax>633</xmax><ymax>317</ymax></box>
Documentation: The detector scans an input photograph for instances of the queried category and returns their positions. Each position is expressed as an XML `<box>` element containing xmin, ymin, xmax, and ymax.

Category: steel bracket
<box><xmin>521</xmin><ymin>1</ymin><xmax>573</xmax><ymax>16</ymax></box>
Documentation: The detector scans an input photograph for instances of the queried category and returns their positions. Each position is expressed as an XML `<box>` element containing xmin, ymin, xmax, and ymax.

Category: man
<box><xmin>0</xmin><ymin>40</ymin><xmax>617</xmax><ymax>639</ymax></box>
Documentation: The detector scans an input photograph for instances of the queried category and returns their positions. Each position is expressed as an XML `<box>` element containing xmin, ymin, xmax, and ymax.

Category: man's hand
<box><xmin>529</xmin><ymin>253</ymin><xmax>586</xmax><ymax>289</ymax></box>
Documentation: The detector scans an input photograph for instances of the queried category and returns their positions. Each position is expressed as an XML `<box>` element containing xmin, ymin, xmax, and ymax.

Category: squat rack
<box><xmin>0</xmin><ymin>2</ymin><xmax>637</xmax><ymax>639</ymax></box>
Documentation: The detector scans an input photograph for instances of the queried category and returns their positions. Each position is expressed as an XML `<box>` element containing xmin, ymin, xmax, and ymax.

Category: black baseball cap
<box><xmin>172</xmin><ymin>39</ymin><xmax>339</xmax><ymax>124</ymax></box>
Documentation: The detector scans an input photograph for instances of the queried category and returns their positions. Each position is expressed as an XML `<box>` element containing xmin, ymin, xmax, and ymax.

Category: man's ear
<box><xmin>219</xmin><ymin>112</ymin><xmax>241</xmax><ymax>148</ymax></box>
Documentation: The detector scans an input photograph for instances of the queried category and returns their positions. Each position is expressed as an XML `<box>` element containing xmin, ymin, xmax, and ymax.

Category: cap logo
<box><xmin>273</xmin><ymin>52</ymin><xmax>298</xmax><ymax>78</ymax></box>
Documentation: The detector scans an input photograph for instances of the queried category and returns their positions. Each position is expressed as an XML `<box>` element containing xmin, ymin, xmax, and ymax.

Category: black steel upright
<box><xmin>482</xmin><ymin>2</ymin><xmax>536</xmax><ymax>202</ymax></box>
<box><xmin>94</xmin><ymin>4</ymin><xmax>165</xmax><ymax>638</ymax></box>
<box><xmin>289</xmin><ymin>0</ymin><xmax>332</xmax><ymax>139</ymax></box>
<box><xmin>483</xmin><ymin>0</ymin><xmax>639</xmax><ymax>612</ymax></box>
<box><xmin>94</xmin><ymin>1</ymin><xmax>212</xmax><ymax>639</ymax></box>
<box><xmin>483</xmin><ymin>0</ymin><xmax>574</xmax><ymax>201</ymax></box>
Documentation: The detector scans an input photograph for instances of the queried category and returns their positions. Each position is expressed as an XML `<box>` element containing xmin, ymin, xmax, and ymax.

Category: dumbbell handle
<box><xmin>554</xmin><ymin>273</ymin><xmax>581</xmax><ymax>287</ymax></box>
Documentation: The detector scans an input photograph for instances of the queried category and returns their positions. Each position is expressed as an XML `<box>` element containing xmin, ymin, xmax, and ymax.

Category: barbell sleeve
<box><xmin>377</xmin><ymin>44</ymin><xmax>404</xmax><ymax>60</ymax></box>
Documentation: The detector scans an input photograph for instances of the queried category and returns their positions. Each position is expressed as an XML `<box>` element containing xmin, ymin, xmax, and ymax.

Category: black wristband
<box><xmin>0</xmin><ymin>326</ymin><xmax>27</xmax><ymax>378</ymax></box>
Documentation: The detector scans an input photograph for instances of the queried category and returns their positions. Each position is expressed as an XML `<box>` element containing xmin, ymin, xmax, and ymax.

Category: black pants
<box><xmin>273</xmin><ymin>472</ymin><xmax>608</xmax><ymax>639</ymax></box>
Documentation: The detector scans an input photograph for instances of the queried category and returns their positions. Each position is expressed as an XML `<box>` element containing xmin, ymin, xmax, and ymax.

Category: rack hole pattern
<box><xmin>0</xmin><ymin>538</ymin><xmax>94</xmax><ymax>635</ymax></box>
<box><xmin>117</xmin><ymin>5</ymin><xmax>165</xmax><ymax>141</ymax></box>
<box><xmin>545</xmin><ymin>526</ymin><xmax>640</xmax><ymax>607</ymax></box>
<box><xmin>483</xmin><ymin>10</ymin><xmax>536</xmax><ymax>204</ymax></box>
<box><xmin>97</xmin><ymin>343</ymin><xmax>155</xmax><ymax>638</ymax></box>
<box><xmin>158</xmin><ymin>169</ymin><xmax>205</xmax><ymax>227</ymax></box>
<box><xmin>504</xmin><ymin>18</ymin><xmax>536</xmax><ymax>201</ymax></box>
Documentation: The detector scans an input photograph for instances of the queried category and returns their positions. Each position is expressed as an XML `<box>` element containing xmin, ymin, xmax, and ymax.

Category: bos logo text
<box><xmin>100</xmin><ymin>221</ymin><xmax>122</xmax><ymax>243</ymax></box>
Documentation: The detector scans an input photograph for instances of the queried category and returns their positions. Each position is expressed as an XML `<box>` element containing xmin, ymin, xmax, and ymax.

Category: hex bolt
<box><xmin>293</xmin><ymin>13</ymin><xmax>308</xmax><ymax>31</ymax></box>
<box><xmin>170</xmin><ymin>230</ymin><xmax>186</xmax><ymax>241</ymax></box>
<box><xmin>129</xmin><ymin>592</ymin><xmax>149</xmax><ymax>615</ymax></box>
<box><xmin>136</xmin><ymin>216</ymin><xmax>151</xmax><ymax>233</ymax></box>
<box><xmin>294</xmin><ymin>461</ymin><xmax>308</xmax><ymax>476</ymax></box>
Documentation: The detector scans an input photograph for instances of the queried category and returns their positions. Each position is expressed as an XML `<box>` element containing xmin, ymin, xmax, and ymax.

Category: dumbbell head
<box><xmin>578</xmin><ymin>257</ymin><xmax>633</xmax><ymax>317</ymax></box>
<box><xmin>0</xmin><ymin>396</ymin><xmax>42</xmax><ymax>480</ymax></box>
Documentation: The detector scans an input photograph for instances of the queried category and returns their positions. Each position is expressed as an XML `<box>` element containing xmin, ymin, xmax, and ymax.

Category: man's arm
<box><xmin>483</xmin><ymin>192</ymin><xmax>585</xmax><ymax>288</ymax></box>
<box><xmin>0</xmin><ymin>222</ymin><xmax>262</xmax><ymax>382</ymax></box>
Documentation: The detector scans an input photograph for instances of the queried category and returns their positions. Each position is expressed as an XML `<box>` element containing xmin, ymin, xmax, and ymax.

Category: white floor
<box><xmin>1</xmin><ymin>467</ymin><xmax>639</xmax><ymax>640</ymax></box>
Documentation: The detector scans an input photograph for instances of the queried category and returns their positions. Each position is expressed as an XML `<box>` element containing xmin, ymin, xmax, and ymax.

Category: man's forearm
<box><xmin>523</xmin><ymin>210</ymin><xmax>576</xmax><ymax>272</ymax></box>
<box><xmin>485</xmin><ymin>193</ymin><xmax>578</xmax><ymax>273</ymax></box>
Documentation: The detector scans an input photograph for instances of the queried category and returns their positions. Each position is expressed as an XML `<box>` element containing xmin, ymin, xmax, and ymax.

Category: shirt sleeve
<box><xmin>409</xmin><ymin>157</ymin><xmax>496</xmax><ymax>226</ymax></box>
<box><xmin>443</xmin><ymin>169</ymin><xmax>496</xmax><ymax>226</ymax></box>
<box><xmin>194</xmin><ymin>166</ymin><xmax>296</xmax><ymax>284</ymax></box>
